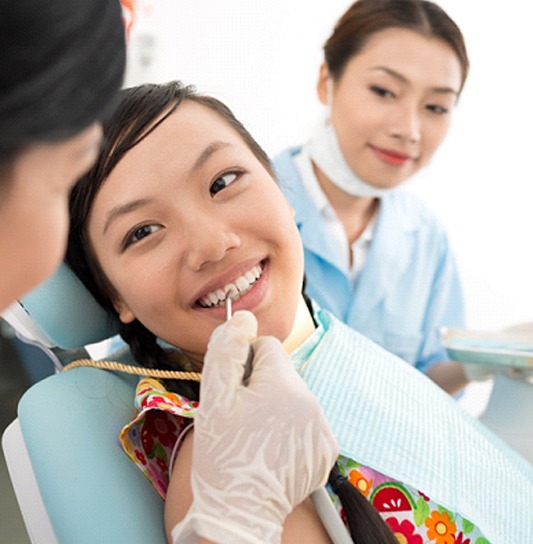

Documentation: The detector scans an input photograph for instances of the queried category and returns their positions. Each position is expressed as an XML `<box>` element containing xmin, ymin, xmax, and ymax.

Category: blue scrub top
<box><xmin>273</xmin><ymin>146</ymin><xmax>465</xmax><ymax>373</ymax></box>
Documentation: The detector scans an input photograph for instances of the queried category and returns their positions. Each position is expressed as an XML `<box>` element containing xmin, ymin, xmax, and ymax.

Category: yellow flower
<box><xmin>425</xmin><ymin>510</ymin><xmax>456</xmax><ymax>544</ymax></box>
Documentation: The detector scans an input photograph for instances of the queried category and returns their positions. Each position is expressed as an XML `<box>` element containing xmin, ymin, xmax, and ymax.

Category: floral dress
<box><xmin>120</xmin><ymin>378</ymin><xmax>489</xmax><ymax>544</ymax></box>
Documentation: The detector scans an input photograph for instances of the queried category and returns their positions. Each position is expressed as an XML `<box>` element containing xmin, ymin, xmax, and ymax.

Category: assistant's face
<box><xmin>0</xmin><ymin>123</ymin><xmax>102</xmax><ymax>311</ymax></box>
<box><xmin>318</xmin><ymin>27</ymin><xmax>463</xmax><ymax>188</ymax></box>
<box><xmin>88</xmin><ymin>101</ymin><xmax>304</xmax><ymax>367</ymax></box>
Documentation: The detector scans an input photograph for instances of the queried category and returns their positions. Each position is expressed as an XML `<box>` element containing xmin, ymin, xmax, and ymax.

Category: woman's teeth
<box><xmin>198</xmin><ymin>265</ymin><xmax>262</xmax><ymax>308</ymax></box>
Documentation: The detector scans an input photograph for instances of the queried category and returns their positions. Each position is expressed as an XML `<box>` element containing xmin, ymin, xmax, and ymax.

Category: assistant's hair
<box><xmin>67</xmin><ymin>80</ymin><xmax>397</xmax><ymax>543</ymax></box>
<box><xmin>324</xmin><ymin>0</ymin><xmax>469</xmax><ymax>92</ymax></box>
<box><xmin>0</xmin><ymin>0</ymin><xmax>126</xmax><ymax>170</ymax></box>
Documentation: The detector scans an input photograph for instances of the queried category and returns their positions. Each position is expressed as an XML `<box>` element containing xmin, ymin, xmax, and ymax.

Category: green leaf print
<box><xmin>414</xmin><ymin>497</ymin><xmax>430</xmax><ymax>527</ymax></box>
<box><xmin>438</xmin><ymin>505</ymin><xmax>455</xmax><ymax>522</ymax></box>
<box><xmin>474</xmin><ymin>538</ymin><xmax>490</xmax><ymax>544</ymax></box>
<box><xmin>462</xmin><ymin>517</ymin><xmax>475</xmax><ymax>534</ymax></box>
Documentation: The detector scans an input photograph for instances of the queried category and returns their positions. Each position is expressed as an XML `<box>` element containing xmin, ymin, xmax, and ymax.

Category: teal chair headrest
<box><xmin>17</xmin><ymin>262</ymin><xmax>119</xmax><ymax>349</ymax></box>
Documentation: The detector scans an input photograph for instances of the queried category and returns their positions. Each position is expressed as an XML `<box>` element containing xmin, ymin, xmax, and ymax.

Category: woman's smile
<box><xmin>196</xmin><ymin>262</ymin><xmax>263</xmax><ymax>307</ymax></box>
<box><xmin>368</xmin><ymin>144</ymin><xmax>416</xmax><ymax>167</ymax></box>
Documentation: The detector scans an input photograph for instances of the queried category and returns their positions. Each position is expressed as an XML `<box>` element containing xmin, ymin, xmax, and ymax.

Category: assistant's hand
<box><xmin>171</xmin><ymin>311</ymin><xmax>338</xmax><ymax>544</ymax></box>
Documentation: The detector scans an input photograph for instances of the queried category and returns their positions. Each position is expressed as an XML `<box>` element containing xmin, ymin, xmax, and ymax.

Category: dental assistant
<box><xmin>274</xmin><ymin>0</ymin><xmax>470</xmax><ymax>395</ymax></box>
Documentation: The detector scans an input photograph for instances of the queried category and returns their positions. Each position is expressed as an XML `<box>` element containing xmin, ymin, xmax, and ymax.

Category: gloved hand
<box><xmin>171</xmin><ymin>311</ymin><xmax>338</xmax><ymax>544</ymax></box>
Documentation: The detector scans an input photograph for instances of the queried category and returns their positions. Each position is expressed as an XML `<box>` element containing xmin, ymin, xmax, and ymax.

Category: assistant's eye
<box><xmin>426</xmin><ymin>104</ymin><xmax>449</xmax><ymax>115</ymax></box>
<box><xmin>123</xmin><ymin>224</ymin><xmax>161</xmax><ymax>248</ymax></box>
<box><xmin>370</xmin><ymin>85</ymin><xmax>395</xmax><ymax>98</ymax></box>
<box><xmin>210</xmin><ymin>171</ymin><xmax>239</xmax><ymax>196</ymax></box>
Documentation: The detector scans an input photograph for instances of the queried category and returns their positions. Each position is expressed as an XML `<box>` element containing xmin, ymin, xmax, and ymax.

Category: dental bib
<box><xmin>305</xmin><ymin>122</ymin><xmax>391</xmax><ymax>198</ymax></box>
<box><xmin>291</xmin><ymin>308</ymin><xmax>533</xmax><ymax>544</ymax></box>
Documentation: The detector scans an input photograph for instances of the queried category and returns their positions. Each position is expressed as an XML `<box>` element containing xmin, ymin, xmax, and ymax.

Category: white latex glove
<box><xmin>171</xmin><ymin>311</ymin><xmax>338</xmax><ymax>544</ymax></box>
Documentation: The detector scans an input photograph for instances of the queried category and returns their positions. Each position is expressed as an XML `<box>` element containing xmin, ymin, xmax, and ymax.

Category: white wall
<box><xmin>126</xmin><ymin>0</ymin><xmax>533</xmax><ymax>332</ymax></box>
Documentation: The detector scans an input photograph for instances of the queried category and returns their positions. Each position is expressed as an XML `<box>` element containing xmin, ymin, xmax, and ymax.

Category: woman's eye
<box><xmin>426</xmin><ymin>104</ymin><xmax>449</xmax><ymax>115</ymax></box>
<box><xmin>124</xmin><ymin>224</ymin><xmax>161</xmax><ymax>248</ymax></box>
<box><xmin>210</xmin><ymin>172</ymin><xmax>238</xmax><ymax>196</ymax></box>
<box><xmin>370</xmin><ymin>85</ymin><xmax>395</xmax><ymax>98</ymax></box>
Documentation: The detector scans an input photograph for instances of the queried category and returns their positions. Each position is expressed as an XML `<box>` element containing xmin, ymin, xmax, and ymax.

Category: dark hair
<box><xmin>0</xmin><ymin>0</ymin><xmax>126</xmax><ymax>168</ymax></box>
<box><xmin>324</xmin><ymin>0</ymin><xmax>469</xmax><ymax>92</ymax></box>
<box><xmin>67</xmin><ymin>81</ymin><xmax>272</xmax><ymax>400</ymax></box>
<box><xmin>66</xmin><ymin>80</ymin><xmax>397</xmax><ymax>543</ymax></box>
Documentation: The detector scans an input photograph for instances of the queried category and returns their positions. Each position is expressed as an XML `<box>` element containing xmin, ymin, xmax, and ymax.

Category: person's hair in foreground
<box><xmin>325</xmin><ymin>0</ymin><xmax>469</xmax><ymax>90</ymax></box>
<box><xmin>67</xmin><ymin>80</ymin><xmax>397</xmax><ymax>543</ymax></box>
<box><xmin>0</xmin><ymin>0</ymin><xmax>125</xmax><ymax>171</ymax></box>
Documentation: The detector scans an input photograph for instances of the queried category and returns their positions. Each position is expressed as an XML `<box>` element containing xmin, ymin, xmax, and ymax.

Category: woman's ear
<box><xmin>317</xmin><ymin>62</ymin><xmax>332</xmax><ymax>105</ymax></box>
<box><xmin>113</xmin><ymin>296</ymin><xmax>136</xmax><ymax>324</ymax></box>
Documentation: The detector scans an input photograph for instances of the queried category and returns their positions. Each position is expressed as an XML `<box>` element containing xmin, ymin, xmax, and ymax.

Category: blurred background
<box><xmin>2</xmin><ymin>1</ymin><xmax>531</xmax><ymax>541</ymax></box>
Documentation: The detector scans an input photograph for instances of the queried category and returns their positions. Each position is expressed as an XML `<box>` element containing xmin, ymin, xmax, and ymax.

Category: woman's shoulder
<box><xmin>383</xmin><ymin>190</ymin><xmax>448</xmax><ymax>236</ymax></box>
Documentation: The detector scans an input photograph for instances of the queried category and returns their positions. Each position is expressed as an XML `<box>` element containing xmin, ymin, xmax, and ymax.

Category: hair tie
<box><xmin>328</xmin><ymin>466</ymin><xmax>348</xmax><ymax>494</ymax></box>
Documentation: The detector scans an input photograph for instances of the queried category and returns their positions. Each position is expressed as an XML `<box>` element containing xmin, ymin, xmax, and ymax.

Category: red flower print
<box><xmin>141</xmin><ymin>426</ymin><xmax>154</xmax><ymax>455</ymax></box>
<box><xmin>144</xmin><ymin>412</ymin><xmax>178</xmax><ymax>447</ymax></box>
<box><xmin>134</xmin><ymin>449</ymin><xmax>147</xmax><ymax>465</ymax></box>
<box><xmin>156</xmin><ymin>457</ymin><xmax>168</xmax><ymax>473</ymax></box>
<box><xmin>454</xmin><ymin>533</ymin><xmax>470</xmax><ymax>544</ymax></box>
<box><xmin>144</xmin><ymin>395</ymin><xmax>168</xmax><ymax>409</ymax></box>
<box><xmin>386</xmin><ymin>517</ymin><xmax>423</xmax><ymax>544</ymax></box>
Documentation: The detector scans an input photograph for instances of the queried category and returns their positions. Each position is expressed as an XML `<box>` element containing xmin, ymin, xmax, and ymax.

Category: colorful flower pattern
<box><xmin>120</xmin><ymin>379</ymin><xmax>490</xmax><ymax>543</ymax></box>
<box><xmin>119</xmin><ymin>378</ymin><xmax>198</xmax><ymax>498</ymax></box>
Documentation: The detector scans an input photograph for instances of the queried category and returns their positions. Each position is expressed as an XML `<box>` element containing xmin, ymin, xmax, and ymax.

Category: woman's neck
<box><xmin>312</xmin><ymin>161</ymin><xmax>379</xmax><ymax>245</ymax></box>
<box><xmin>282</xmin><ymin>295</ymin><xmax>317</xmax><ymax>354</ymax></box>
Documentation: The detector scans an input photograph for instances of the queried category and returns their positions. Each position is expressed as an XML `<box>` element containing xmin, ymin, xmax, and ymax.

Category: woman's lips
<box><xmin>370</xmin><ymin>145</ymin><xmax>414</xmax><ymax>166</ymax></box>
<box><xmin>194</xmin><ymin>260</ymin><xmax>269</xmax><ymax>317</ymax></box>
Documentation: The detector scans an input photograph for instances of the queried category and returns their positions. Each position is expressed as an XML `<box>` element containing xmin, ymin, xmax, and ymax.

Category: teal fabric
<box><xmin>21</xmin><ymin>262</ymin><xmax>119</xmax><ymax>349</ymax></box>
<box><xmin>291</xmin><ymin>308</ymin><xmax>533</xmax><ymax>544</ymax></box>
<box><xmin>18</xmin><ymin>367</ymin><xmax>166</xmax><ymax>544</ymax></box>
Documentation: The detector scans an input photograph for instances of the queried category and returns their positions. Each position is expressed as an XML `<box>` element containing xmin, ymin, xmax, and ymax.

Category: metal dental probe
<box><xmin>225</xmin><ymin>297</ymin><xmax>254</xmax><ymax>385</ymax></box>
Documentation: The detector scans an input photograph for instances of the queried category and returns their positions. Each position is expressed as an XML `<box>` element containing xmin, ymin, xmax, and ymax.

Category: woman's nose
<box><xmin>184</xmin><ymin>214</ymin><xmax>241</xmax><ymax>271</ymax></box>
<box><xmin>388</xmin><ymin>104</ymin><xmax>421</xmax><ymax>144</ymax></box>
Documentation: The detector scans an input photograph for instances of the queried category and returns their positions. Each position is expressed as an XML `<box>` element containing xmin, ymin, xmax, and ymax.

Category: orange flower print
<box><xmin>425</xmin><ymin>510</ymin><xmax>457</xmax><ymax>544</ymax></box>
<box><xmin>348</xmin><ymin>469</ymin><xmax>373</xmax><ymax>497</ymax></box>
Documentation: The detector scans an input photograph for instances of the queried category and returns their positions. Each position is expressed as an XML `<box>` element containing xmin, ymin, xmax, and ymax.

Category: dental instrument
<box><xmin>225</xmin><ymin>297</ymin><xmax>253</xmax><ymax>385</ymax></box>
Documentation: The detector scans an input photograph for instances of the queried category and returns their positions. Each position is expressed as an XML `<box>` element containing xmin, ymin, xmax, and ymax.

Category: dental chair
<box><xmin>1</xmin><ymin>263</ymin><xmax>167</xmax><ymax>544</ymax></box>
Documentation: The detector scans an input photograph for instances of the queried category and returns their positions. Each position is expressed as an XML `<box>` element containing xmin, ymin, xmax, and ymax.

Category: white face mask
<box><xmin>304</xmin><ymin>121</ymin><xmax>392</xmax><ymax>198</ymax></box>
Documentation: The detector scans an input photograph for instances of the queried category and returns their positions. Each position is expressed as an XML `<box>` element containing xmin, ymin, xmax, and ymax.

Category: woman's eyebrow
<box><xmin>372</xmin><ymin>65</ymin><xmax>459</xmax><ymax>95</ymax></box>
<box><xmin>188</xmin><ymin>140</ymin><xmax>233</xmax><ymax>175</ymax></box>
<box><xmin>103</xmin><ymin>198</ymin><xmax>153</xmax><ymax>234</ymax></box>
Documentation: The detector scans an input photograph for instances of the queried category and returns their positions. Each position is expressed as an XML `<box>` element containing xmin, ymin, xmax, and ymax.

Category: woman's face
<box><xmin>0</xmin><ymin>123</ymin><xmax>102</xmax><ymax>312</ymax></box>
<box><xmin>88</xmin><ymin>101</ymin><xmax>304</xmax><ymax>366</ymax></box>
<box><xmin>318</xmin><ymin>27</ymin><xmax>463</xmax><ymax>188</ymax></box>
